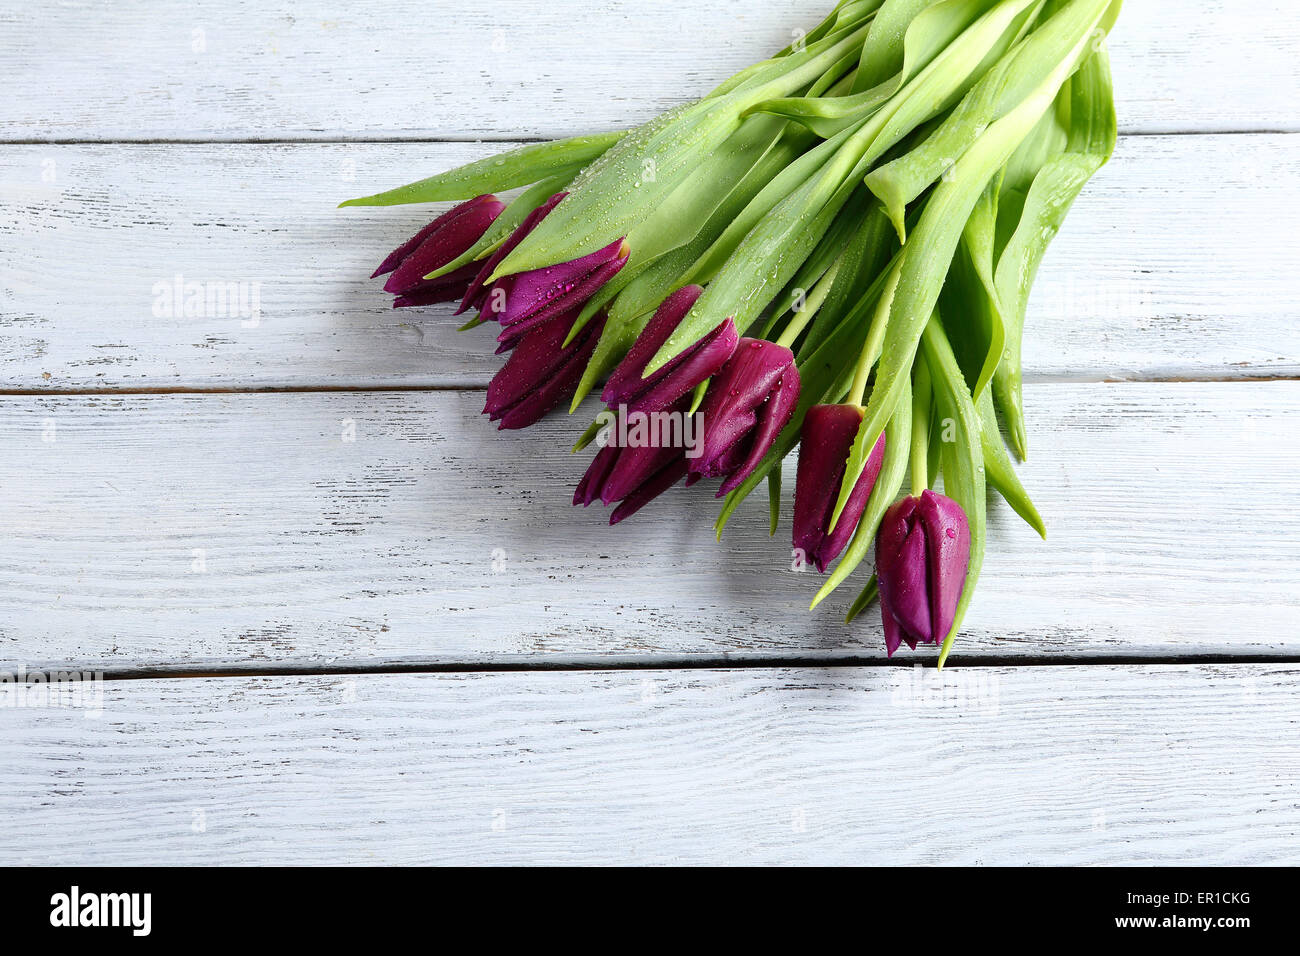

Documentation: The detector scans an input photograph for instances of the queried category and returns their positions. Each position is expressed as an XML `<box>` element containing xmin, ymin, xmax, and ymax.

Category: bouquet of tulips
<box><xmin>343</xmin><ymin>0</ymin><xmax>1120</xmax><ymax>665</ymax></box>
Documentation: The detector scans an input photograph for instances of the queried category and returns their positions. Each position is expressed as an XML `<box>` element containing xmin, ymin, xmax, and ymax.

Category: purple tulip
<box><xmin>574</xmin><ymin>400</ymin><xmax>698</xmax><ymax>525</ymax></box>
<box><xmin>374</xmin><ymin>194</ymin><xmax>506</xmax><ymax>308</ymax></box>
<box><xmin>457</xmin><ymin>192</ymin><xmax>629</xmax><ymax>345</ymax></box>
<box><xmin>602</xmin><ymin>286</ymin><xmax>739</xmax><ymax>415</ymax></box>
<box><xmin>876</xmin><ymin>491</ymin><xmax>971</xmax><ymax>657</ymax></box>
<box><xmin>486</xmin><ymin>239</ymin><xmax>629</xmax><ymax>344</ymax></box>
<box><xmin>484</xmin><ymin>308</ymin><xmax>606</xmax><ymax>431</ymax></box>
<box><xmin>792</xmin><ymin>404</ymin><xmax>885</xmax><ymax>573</ymax></box>
<box><xmin>460</xmin><ymin>192</ymin><xmax>567</xmax><ymax>316</ymax></box>
<box><xmin>689</xmin><ymin>338</ymin><xmax>800</xmax><ymax>496</ymax></box>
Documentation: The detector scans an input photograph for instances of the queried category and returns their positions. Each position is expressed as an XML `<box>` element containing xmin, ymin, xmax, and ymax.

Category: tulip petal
<box><xmin>697</xmin><ymin>341</ymin><xmax>800</xmax><ymax>497</ymax></box>
<box><xmin>598</xmin><ymin>441</ymin><xmax>683</xmax><ymax>506</ymax></box>
<box><xmin>794</xmin><ymin>405</ymin><xmax>860</xmax><ymax>572</ymax></box>
<box><xmin>485</xmin><ymin>311</ymin><xmax>605</xmax><ymax>430</ymax></box>
<box><xmin>610</xmin><ymin>456</ymin><xmax>690</xmax><ymax>525</ymax></box>
<box><xmin>704</xmin><ymin>439</ymin><xmax>750</xmax><ymax>483</ymax></box>
<box><xmin>876</xmin><ymin>496</ymin><xmax>924</xmax><ymax>644</ymax></box>
<box><xmin>603</xmin><ymin>285</ymin><xmax>704</xmax><ymax>407</ymax></box>
<box><xmin>459</xmin><ymin>192</ymin><xmax>567</xmax><ymax>315</ymax></box>
<box><xmin>575</xmin><ymin>444</ymin><xmax>619</xmax><ymax>508</ymax></box>
<box><xmin>891</xmin><ymin>520</ymin><xmax>932</xmax><ymax>644</ymax></box>
<box><xmin>918</xmin><ymin>489</ymin><xmax>971</xmax><ymax>650</ymax></box>
<box><xmin>383</xmin><ymin>196</ymin><xmax>505</xmax><ymax>295</ymax></box>
<box><xmin>622</xmin><ymin>318</ymin><xmax>738</xmax><ymax>415</ymax></box>
<box><xmin>793</xmin><ymin>405</ymin><xmax>885</xmax><ymax>573</ymax></box>
<box><xmin>391</xmin><ymin>263</ymin><xmax>483</xmax><ymax>308</ymax></box>
<box><xmin>372</xmin><ymin>195</ymin><xmax>498</xmax><ymax>279</ymax></box>
<box><xmin>575</xmin><ymin>394</ymin><xmax>696</xmax><ymax>522</ymax></box>
<box><xmin>693</xmin><ymin>338</ymin><xmax>790</xmax><ymax>476</ymax></box>
<box><xmin>718</xmin><ymin>366</ymin><xmax>800</xmax><ymax>496</ymax></box>
<box><xmin>493</xmin><ymin>240</ymin><xmax>629</xmax><ymax>339</ymax></box>
<box><xmin>880</xmin><ymin>590</ymin><xmax>905</xmax><ymax>658</ymax></box>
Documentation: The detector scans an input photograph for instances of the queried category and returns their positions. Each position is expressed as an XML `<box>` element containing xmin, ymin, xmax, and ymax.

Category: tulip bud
<box><xmin>484</xmin><ymin>309</ymin><xmax>605</xmax><ymax>431</ymax></box>
<box><xmin>602</xmin><ymin>286</ymin><xmax>739</xmax><ymax>415</ymax></box>
<box><xmin>459</xmin><ymin>192</ymin><xmax>567</xmax><ymax>316</ymax></box>
<box><xmin>792</xmin><ymin>404</ymin><xmax>885</xmax><ymax>573</ymax></box>
<box><xmin>689</xmin><ymin>338</ymin><xmax>800</xmax><ymax>496</ymax></box>
<box><xmin>458</xmin><ymin>192</ymin><xmax>629</xmax><ymax>342</ymax></box>
<box><xmin>574</xmin><ymin>400</ymin><xmax>697</xmax><ymax>525</ymax></box>
<box><xmin>485</xmin><ymin>238</ymin><xmax>629</xmax><ymax>344</ymax></box>
<box><xmin>374</xmin><ymin>195</ymin><xmax>506</xmax><ymax>308</ymax></box>
<box><xmin>875</xmin><ymin>491</ymin><xmax>971</xmax><ymax>657</ymax></box>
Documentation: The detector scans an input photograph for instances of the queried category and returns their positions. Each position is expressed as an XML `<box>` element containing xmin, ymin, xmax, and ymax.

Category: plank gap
<box><xmin>23</xmin><ymin>652</ymin><xmax>1300</xmax><ymax>682</ymax></box>
<box><xmin>2</xmin><ymin>372</ymin><xmax>1299</xmax><ymax>398</ymax></box>
<box><xmin>2</xmin><ymin>128</ymin><xmax>1296</xmax><ymax>146</ymax></box>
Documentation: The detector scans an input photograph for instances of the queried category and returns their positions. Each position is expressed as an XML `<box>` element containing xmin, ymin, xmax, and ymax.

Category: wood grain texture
<box><xmin>2</xmin><ymin>383</ymin><xmax>1295</xmax><ymax>672</ymax></box>
<box><xmin>3</xmin><ymin>134</ymin><xmax>1297</xmax><ymax>391</ymax></box>
<box><xmin>1</xmin><ymin>0</ymin><xmax>1297</xmax><ymax>141</ymax></box>
<box><xmin>1</xmin><ymin>664</ymin><xmax>1296</xmax><ymax>865</ymax></box>
<box><xmin>2</xmin><ymin>0</ymin><xmax>1295</xmax><ymax>870</ymax></box>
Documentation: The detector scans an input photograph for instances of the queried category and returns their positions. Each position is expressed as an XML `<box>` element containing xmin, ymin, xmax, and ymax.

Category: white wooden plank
<box><xmin>1</xmin><ymin>382</ymin><xmax>1295</xmax><ymax>671</ymax></box>
<box><xmin>1</xmin><ymin>664</ymin><xmax>1296</xmax><ymax>865</ymax></box>
<box><xmin>3</xmin><ymin>134</ymin><xmax>1297</xmax><ymax>391</ymax></box>
<box><xmin>1</xmin><ymin>1</ymin><xmax>1295</xmax><ymax>140</ymax></box>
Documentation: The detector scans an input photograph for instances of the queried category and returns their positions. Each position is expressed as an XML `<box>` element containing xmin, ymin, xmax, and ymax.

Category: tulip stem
<box><xmin>845</xmin><ymin>260</ymin><xmax>900</xmax><ymax>408</ymax></box>
<box><xmin>910</xmin><ymin>355</ymin><xmax>933</xmax><ymax>495</ymax></box>
<box><xmin>775</xmin><ymin>257</ymin><xmax>842</xmax><ymax>350</ymax></box>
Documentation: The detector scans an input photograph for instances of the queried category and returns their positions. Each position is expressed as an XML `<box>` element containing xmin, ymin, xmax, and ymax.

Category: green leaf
<box><xmin>799</xmin><ymin>203</ymin><xmax>898</xmax><ymax>357</ymax></box>
<box><xmin>755</xmin><ymin>0</ymin><xmax>1009</xmax><ymax>138</ymax></box>
<box><xmin>338</xmin><ymin>132</ymin><xmax>623</xmax><ymax>207</ymax></box>
<box><xmin>770</xmin><ymin>185</ymin><xmax>876</xmax><ymax>322</ymax></box>
<box><xmin>844</xmin><ymin>574</ymin><xmax>880</xmax><ymax>623</ymax></box>
<box><xmin>562</xmin><ymin>116</ymin><xmax>807</xmax><ymax>348</ymax></box>
<box><xmin>826</xmin><ymin>259</ymin><xmax>902</xmax><ymax>531</ymax></box>
<box><xmin>960</xmin><ymin>177</ymin><xmax>1007</xmax><ymax>400</ymax></box>
<box><xmin>978</xmin><ymin>387</ymin><xmax>1046</xmax><ymax>537</ymax></box>
<box><xmin>746</xmin><ymin>78</ymin><xmax>897</xmax><ymax>140</ymax></box>
<box><xmin>920</xmin><ymin>314</ymin><xmax>986</xmax><ymax>668</ymax></box>
<box><xmin>650</xmin><ymin>172</ymin><xmax>863</xmax><ymax>375</ymax></box>
<box><xmin>775</xmin><ymin>0</ymin><xmax>883</xmax><ymax>62</ymax></box>
<box><xmin>768</xmin><ymin>462</ymin><xmax>783</xmax><ymax>537</ymax></box>
<box><xmin>864</xmin><ymin>0</ymin><xmax>1114</xmax><ymax>238</ymax></box>
<box><xmin>678</xmin><ymin>124</ymin><xmax>853</xmax><ymax>289</ymax></box>
<box><xmin>930</xmin><ymin>177</ymin><xmax>1006</xmax><ymax>403</ymax></box>
<box><xmin>841</xmin><ymin>0</ymin><xmax>1044</xmax><ymax>176</ymax></box>
<box><xmin>851</xmin><ymin>0</ymin><xmax>950</xmax><ymax>93</ymax></box>
<box><xmin>926</xmin><ymin>390</ymin><xmax>943</xmax><ymax>489</ymax></box>
<box><xmin>571</xmin><ymin>416</ymin><xmax>605</xmax><ymax>454</ymax></box>
<box><xmin>706</xmin><ymin>4</ymin><xmax>882</xmax><ymax>105</ymax></box>
<box><xmin>651</xmin><ymin>0</ymin><xmax>1049</xmax><ymax>380</ymax></box>
<box><xmin>848</xmin><ymin>0</ymin><xmax>1114</xmax><ymax>516</ymax></box>
<box><xmin>491</xmin><ymin>24</ymin><xmax>874</xmax><ymax>278</ymax></box>
<box><xmin>910</xmin><ymin>348</ymin><xmax>934</xmax><ymax>493</ymax></box>
<box><xmin>993</xmin><ymin>37</ymin><xmax>1118</xmax><ymax>461</ymax></box>
<box><xmin>624</xmin><ymin>115</ymin><xmax>790</xmax><ymax>274</ymax></box>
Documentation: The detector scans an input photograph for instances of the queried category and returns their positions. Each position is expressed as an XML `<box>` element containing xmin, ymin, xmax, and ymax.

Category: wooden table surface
<box><xmin>2</xmin><ymin>0</ymin><xmax>1298</xmax><ymax>865</ymax></box>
